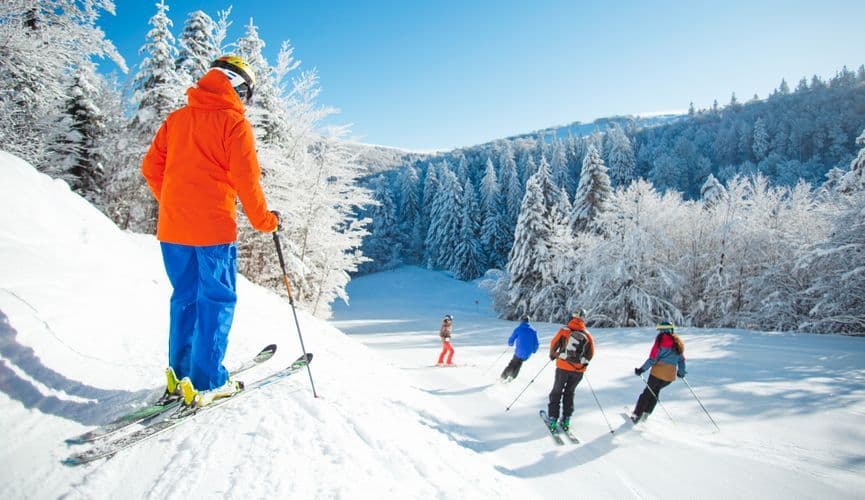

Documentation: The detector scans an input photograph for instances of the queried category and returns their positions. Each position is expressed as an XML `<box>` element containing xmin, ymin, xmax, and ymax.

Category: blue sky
<box><xmin>98</xmin><ymin>1</ymin><xmax>865</xmax><ymax>151</ymax></box>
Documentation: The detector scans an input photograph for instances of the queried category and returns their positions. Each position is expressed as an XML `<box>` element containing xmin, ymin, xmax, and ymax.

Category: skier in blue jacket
<box><xmin>500</xmin><ymin>316</ymin><xmax>539</xmax><ymax>381</ymax></box>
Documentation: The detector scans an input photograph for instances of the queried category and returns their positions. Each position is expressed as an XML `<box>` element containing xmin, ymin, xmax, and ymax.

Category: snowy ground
<box><xmin>2</xmin><ymin>151</ymin><xmax>865</xmax><ymax>499</ymax></box>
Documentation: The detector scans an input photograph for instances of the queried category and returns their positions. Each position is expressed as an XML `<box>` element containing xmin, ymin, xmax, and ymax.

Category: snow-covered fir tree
<box><xmin>235</xmin><ymin>18</ymin><xmax>286</xmax><ymax>145</ymax></box>
<box><xmin>112</xmin><ymin>0</ymin><xmax>186</xmax><ymax>232</ymax></box>
<box><xmin>700</xmin><ymin>173</ymin><xmax>726</xmax><ymax>208</ymax></box>
<box><xmin>0</xmin><ymin>0</ymin><xmax>125</xmax><ymax>168</ymax></box>
<box><xmin>503</xmin><ymin>172</ymin><xmax>554</xmax><ymax>321</ymax></box>
<box><xmin>418</xmin><ymin>165</ymin><xmax>440</xmax><ymax>256</ymax></box>
<box><xmin>569</xmin><ymin>143</ymin><xmax>611</xmax><ymax>235</ymax></box>
<box><xmin>43</xmin><ymin>60</ymin><xmax>107</xmax><ymax>206</ymax></box>
<box><xmin>605</xmin><ymin>123</ymin><xmax>636</xmax><ymax>187</ymax></box>
<box><xmin>839</xmin><ymin>129</ymin><xmax>865</xmax><ymax>193</ymax></box>
<box><xmin>130</xmin><ymin>0</ymin><xmax>186</xmax><ymax>137</ymax></box>
<box><xmin>452</xmin><ymin>179</ymin><xmax>485</xmax><ymax>280</ymax></box>
<box><xmin>752</xmin><ymin>117</ymin><xmax>770</xmax><ymax>161</ymax></box>
<box><xmin>479</xmin><ymin>158</ymin><xmax>510</xmax><ymax>269</ymax></box>
<box><xmin>358</xmin><ymin>175</ymin><xmax>402</xmax><ymax>274</ymax></box>
<box><xmin>425</xmin><ymin>165</ymin><xmax>462</xmax><ymax>269</ymax></box>
<box><xmin>498</xmin><ymin>142</ymin><xmax>523</xmax><ymax>233</ymax></box>
<box><xmin>397</xmin><ymin>166</ymin><xmax>423</xmax><ymax>262</ymax></box>
<box><xmin>549</xmin><ymin>138</ymin><xmax>570</xmax><ymax>191</ymax></box>
<box><xmin>175</xmin><ymin>10</ymin><xmax>218</xmax><ymax>82</ymax></box>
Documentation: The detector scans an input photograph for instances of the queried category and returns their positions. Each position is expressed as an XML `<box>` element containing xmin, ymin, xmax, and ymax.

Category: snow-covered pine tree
<box><xmin>175</xmin><ymin>10</ymin><xmax>218</xmax><ymax>83</ymax></box>
<box><xmin>452</xmin><ymin>179</ymin><xmax>485</xmax><ymax>280</ymax></box>
<box><xmin>397</xmin><ymin>165</ymin><xmax>423</xmax><ymax>262</ymax></box>
<box><xmin>752</xmin><ymin>117</ymin><xmax>769</xmax><ymax>161</ymax></box>
<box><xmin>606</xmin><ymin>123</ymin><xmax>636</xmax><ymax>188</ymax></box>
<box><xmin>109</xmin><ymin>0</ymin><xmax>185</xmax><ymax>233</ymax></box>
<box><xmin>700</xmin><ymin>173</ymin><xmax>726</xmax><ymax>208</ymax></box>
<box><xmin>418</xmin><ymin>164</ymin><xmax>440</xmax><ymax>256</ymax></box>
<box><xmin>498</xmin><ymin>142</ymin><xmax>523</xmax><ymax>233</ymax></box>
<box><xmin>235</xmin><ymin>18</ymin><xmax>286</xmax><ymax>145</ymax></box>
<box><xmin>839</xmin><ymin>129</ymin><xmax>865</xmax><ymax>193</ymax></box>
<box><xmin>570</xmin><ymin>143</ymin><xmax>612</xmax><ymax>235</ymax></box>
<box><xmin>44</xmin><ymin>60</ymin><xmax>107</xmax><ymax>206</ymax></box>
<box><xmin>550</xmin><ymin>138</ymin><xmax>569</xmax><ymax>191</ymax></box>
<box><xmin>0</xmin><ymin>0</ymin><xmax>125</xmax><ymax>168</ymax></box>
<box><xmin>130</xmin><ymin>0</ymin><xmax>185</xmax><ymax>138</ymax></box>
<box><xmin>359</xmin><ymin>175</ymin><xmax>402</xmax><ymax>274</ymax></box>
<box><xmin>480</xmin><ymin>157</ymin><xmax>510</xmax><ymax>269</ymax></box>
<box><xmin>503</xmin><ymin>172</ymin><xmax>554</xmax><ymax>321</ymax></box>
<box><xmin>535</xmin><ymin>153</ymin><xmax>562</xmax><ymax>220</ymax></box>
<box><xmin>425</xmin><ymin>165</ymin><xmax>462</xmax><ymax>269</ymax></box>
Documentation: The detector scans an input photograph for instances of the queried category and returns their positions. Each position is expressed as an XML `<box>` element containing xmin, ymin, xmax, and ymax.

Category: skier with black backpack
<box><xmin>545</xmin><ymin>310</ymin><xmax>595</xmax><ymax>433</ymax></box>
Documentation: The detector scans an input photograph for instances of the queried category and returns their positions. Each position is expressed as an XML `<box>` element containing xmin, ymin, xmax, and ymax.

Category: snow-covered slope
<box><xmin>334</xmin><ymin>266</ymin><xmax>865</xmax><ymax>499</ymax></box>
<box><xmin>3</xmin><ymin>150</ymin><xmax>865</xmax><ymax>499</ymax></box>
<box><xmin>0</xmin><ymin>152</ymin><xmax>532</xmax><ymax>499</ymax></box>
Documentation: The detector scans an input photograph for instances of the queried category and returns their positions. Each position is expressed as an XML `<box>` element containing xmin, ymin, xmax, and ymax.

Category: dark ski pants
<box><xmin>500</xmin><ymin>355</ymin><xmax>525</xmax><ymax>379</ymax></box>
<box><xmin>548</xmin><ymin>368</ymin><xmax>584</xmax><ymax>420</ymax></box>
<box><xmin>633</xmin><ymin>374</ymin><xmax>672</xmax><ymax>419</ymax></box>
<box><xmin>161</xmin><ymin>242</ymin><xmax>237</xmax><ymax>391</ymax></box>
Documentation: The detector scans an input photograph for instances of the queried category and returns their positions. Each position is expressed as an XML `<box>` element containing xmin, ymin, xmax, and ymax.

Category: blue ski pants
<box><xmin>161</xmin><ymin>242</ymin><xmax>237</xmax><ymax>390</ymax></box>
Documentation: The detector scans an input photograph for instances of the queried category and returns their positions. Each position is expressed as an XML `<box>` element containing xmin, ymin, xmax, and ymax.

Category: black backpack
<box><xmin>559</xmin><ymin>329</ymin><xmax>590</xmax><ymax>364</ymax></box>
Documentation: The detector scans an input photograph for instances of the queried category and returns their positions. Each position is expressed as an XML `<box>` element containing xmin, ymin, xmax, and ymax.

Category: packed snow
<box><xmin>2</xmin><ymin>151</ymin><xmax>865</xmax><ymax>498</ymax></box>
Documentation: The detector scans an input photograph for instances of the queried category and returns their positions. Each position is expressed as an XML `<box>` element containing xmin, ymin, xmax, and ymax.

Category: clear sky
<box><xmin>97</xmin><ymin>0</ymin><xmax>865</xmax><ymax>151</ymax></box>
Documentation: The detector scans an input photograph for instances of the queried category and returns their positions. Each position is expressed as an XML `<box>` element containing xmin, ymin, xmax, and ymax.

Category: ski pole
<box><xmin>273</xmin><ymin>231</ymin><xmax>318</xmax><ymax>398</ymax></box>
<box><xmin>583</xmin><ymin>373</ymin><xmax>614</xmax><ymax>434</ymax></box>
<box><xmin>484</xmin><ymin>347</ymin><xmax>511</xmax><ymax>374</ymax></box>
<box><xmin>640</xmin><ymin>373</ymin><xmax>674</xmax><ymax>422</ymax></box>
<box><xmin>682</xmin><ymin>377</ymin><xmax>720</xmax><ymax>432</ymax></box>
<box><xmin>505</xmin><ymin>358</ymin><xmax>553</xmax><ymax>411</ymax></box>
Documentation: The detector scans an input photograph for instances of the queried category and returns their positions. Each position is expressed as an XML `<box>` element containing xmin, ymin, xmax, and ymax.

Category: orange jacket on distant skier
<box><xmin>141</xmin><ymin>68</ymin><xmax>277</xmax><ymax>245</ymax></box>
<box><xmin>549</xmin><ymin>317</ymin><xmax>595</xmax><ymax>372</ymax></box>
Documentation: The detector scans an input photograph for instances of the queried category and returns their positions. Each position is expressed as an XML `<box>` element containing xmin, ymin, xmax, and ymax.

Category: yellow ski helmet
<box><xmin>210</xmin><ymin>55</ymin><xmax>256</xmax><ymax>103</ymax></box>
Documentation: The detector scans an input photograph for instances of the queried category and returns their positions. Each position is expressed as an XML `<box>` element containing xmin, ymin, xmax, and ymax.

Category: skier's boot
<box><xmin>179</xmin><ymin>377</ymin><xmax>197</xmax><ymax>407</ymax></box>
<box><xmin>561</xmin><ymin>418</ymin><xmax>570</xmax><ymax>432</ymax></box>
<box><xmin>630</xmin><ymin>412</ymin><xmax>640</xmax><ymax>424</ymax></box>
<box><xmin>194</xmin><ymin>378</ymin><xmax>244</xmax><ymax>407</ymax></box>
<box><xmin>548</xmin><ymin>418</ymin><xmax>559</xmax><ymax>433</ymax></box>
<box><xmin>155</xmin><ymin>367</ymin><xmax>181</xmax><ymax>405</ymax></box>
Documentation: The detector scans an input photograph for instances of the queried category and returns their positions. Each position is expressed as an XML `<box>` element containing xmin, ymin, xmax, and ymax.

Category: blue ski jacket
<box><xmin>508</xmin><ymin>321</ymin><xmax>539</xmax><ymax>360</ymax></box>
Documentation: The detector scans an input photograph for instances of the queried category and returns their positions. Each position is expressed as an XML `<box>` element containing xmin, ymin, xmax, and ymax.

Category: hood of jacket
<box><xmin>187</xmin><ymin>69</ymin><xmax>245</xmax><ymax>113</ymax></box>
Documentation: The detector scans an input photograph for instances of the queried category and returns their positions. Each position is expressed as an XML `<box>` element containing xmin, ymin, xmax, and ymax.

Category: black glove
<box><xmin>677</xmin><ymin>370</ymin><xmax>686</xmax><ymax>378</ymax></box>
<box><xmin>271</xmin><ymin>210</ymin><xmax>283</xmax><ymax>232</ymax></box>
<box><xmin>549</xmin><ymin>351</ymin><xmax>557</xmax><ymax>361</ymax></box>
<box><xmin>580</xmin><ymin>356</ymin><xmax>590</xmax><ymax>367</ymax></box>
<box><xmin>634</xmin><ymin>367</ymin><xmax>644</xmax><ymax>376</ymax></box>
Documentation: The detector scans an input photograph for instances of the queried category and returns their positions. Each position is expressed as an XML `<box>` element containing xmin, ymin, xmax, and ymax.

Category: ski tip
<box><xmin>292</xmin><ymin>352</ymin><xmax>313</xmax><ymax>365</ymax></box>
<box><xmin>61</xmin><ymin>457</ymin><xmax>84</xmax><ymax>467</ymax></box>
<box><xmin>64</xmin><ymin>437</ymin><xmax>85</xmax><ymax>446</ymax></box>
<box><xmin>262</xmin><ymin>344</ymin><xmax>277</xmax><ymax>354</ymax></box>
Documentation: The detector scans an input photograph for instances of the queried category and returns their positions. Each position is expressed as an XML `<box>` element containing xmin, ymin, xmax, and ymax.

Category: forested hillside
<box><xmin>359</xmin><ymin>69</ymin><xmax>865</xmax><ymax>334</ymax></box>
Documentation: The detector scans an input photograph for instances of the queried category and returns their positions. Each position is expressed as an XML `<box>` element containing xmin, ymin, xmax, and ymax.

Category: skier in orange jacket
<box><xmin>141</xmin><ymin>55</ymin><xmax>278</xmax><ymax>407</ymax></box>
<box><xmin>546</xmin><ymin>310</ymin><xmax>594</xmax><ymax>432</ymax></box>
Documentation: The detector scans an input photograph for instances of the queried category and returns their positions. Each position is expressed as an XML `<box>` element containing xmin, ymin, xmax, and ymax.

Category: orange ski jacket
<box><xmin>549</xmin><ymin>317</ymin><xmax>595</xmax><ymax>372</ymax></box>
<box><xmin>141</xmin><ymin>69</ymin><xmax>278</xmax><ymax>245</ymax></box>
